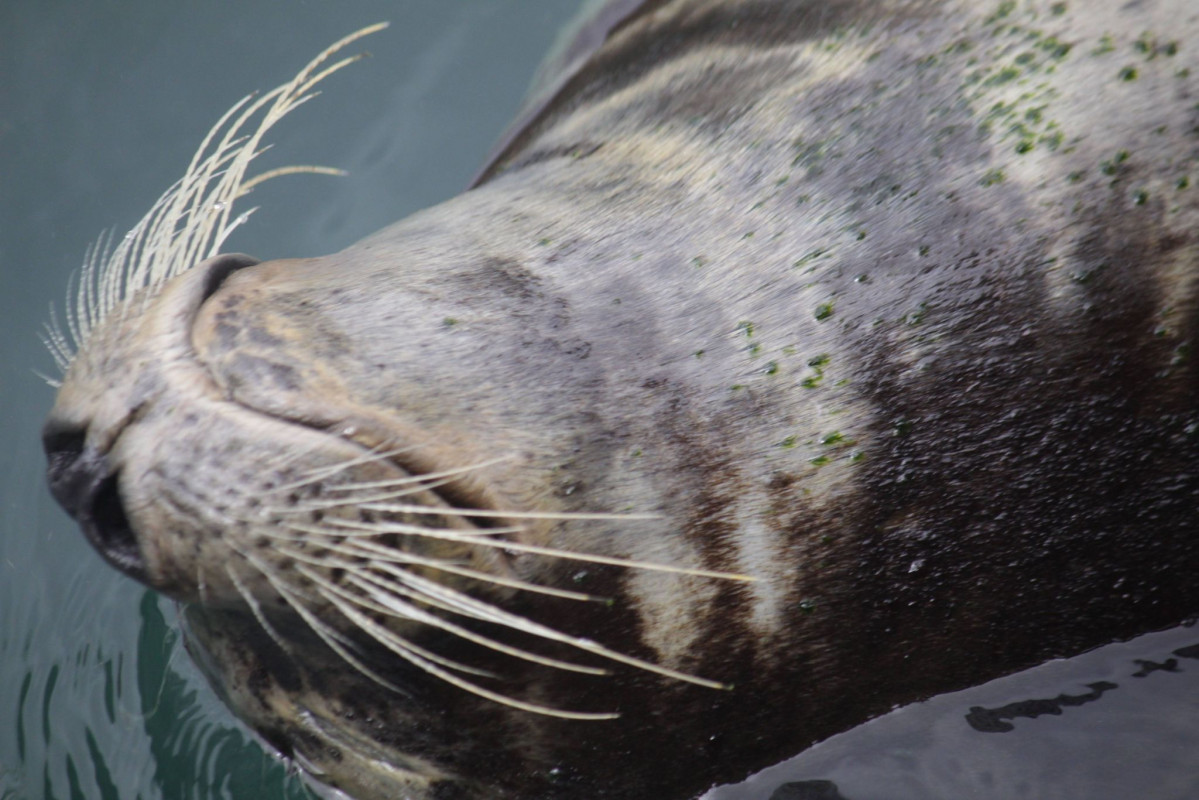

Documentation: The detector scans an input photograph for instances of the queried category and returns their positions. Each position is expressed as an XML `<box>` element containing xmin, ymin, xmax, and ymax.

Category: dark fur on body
<box><xmin>45</xmin><ymin>1</ymin><xmax>1199</xmax><ymax>798</ymax></box>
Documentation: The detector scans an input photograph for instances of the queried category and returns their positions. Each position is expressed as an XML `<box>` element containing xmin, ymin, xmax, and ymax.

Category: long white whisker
<box><xmin>316</xmin><ymin>455</ymin><xmax>515</xmax><ymax>494</ymax></box>
<box><xmin>244</xmin><ymin>549</ymin><xmax>408</xmax><ymax>696</ymax></box>
<box><xmin>367</xmin><ymin>563</ymin><xmax>729</xmax><ymax>690</ymax></box>
<box><xmin>299</xmin><ymin>563</ymin><xmax>605</xmax><ymax>680</ymax></box>
<box><xmin>311</xmin><ymin>572</ymin><xmax>619</xmax><ymax>720</ymax></box>
<box><xmin>270</xmin><ymin>522</ymin><xmax>593</xmax><ymax>600</ymax></box>
<box><xmin>291</xmin><ymin>566</ymin><xmax>500</xmax><ymax>680</ymax></box>
<box><xmin>359</xmin><ymin>501</ymin><xmax>660</xmax><ymax>523</ymax></box>
<box><xmin>225</xmin><ymin>562</ymin><xmax>294</xmax><ymax>656</ymax></box>
<box><xmin>319</xmin><ymin>516</ymin><xmax>755</xmax><ymax>582</ymax></box>
<box><xmin>42</xmin><ymin>23</ymin><xmax>389</xmax><ymax>377</ymax></box>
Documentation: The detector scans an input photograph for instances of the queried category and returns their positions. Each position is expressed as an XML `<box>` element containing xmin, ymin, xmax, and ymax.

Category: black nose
<box><xmin>42</xmin><ymin>421</ymin><xmax>146</xmax><ymax>581</ymax></box>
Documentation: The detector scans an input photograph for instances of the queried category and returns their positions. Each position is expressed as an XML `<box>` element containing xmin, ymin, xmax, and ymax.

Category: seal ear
<box><xmin>197</xmin><ymin>253</ymin><xmax>260</xmax><ymax>303</ymax></box>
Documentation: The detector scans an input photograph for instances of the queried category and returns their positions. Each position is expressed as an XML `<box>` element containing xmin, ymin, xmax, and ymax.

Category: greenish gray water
<box><xmin>2</xmin><ymin>3</ymin><xmax>1197</xmax><ymax>799</ymax></box>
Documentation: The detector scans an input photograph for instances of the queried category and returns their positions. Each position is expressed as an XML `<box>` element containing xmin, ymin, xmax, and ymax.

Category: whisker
<box><xmin>291</xmin><ymin>565</ymin><xmax>499</xmax><ymax>680</ymax></box>
<box><xmin>359</xmin><ymin>501</ymin><xmax>660</xmax><ymax>523</ymax></box>
<box><xmin>319</xmin><ymin>516</ymin><xmax>755</xmax><ymax>582</ymax></box>
<box><xmin>318</xmin><ymin>455</ymin><xmax>515</xmax><ymax>494</ymax></box>
<box><xmin>265</xmin><ymin>541</ymin><xmax>611</xmax><ymax>678</ymax></box>
<box><xmin>301</xmin><ymin>563</ymin><xmax>603</xmax><ymax>680</ymax></box>
<box><xmin>224</xmin><ymin>562</ymin><xmax>294</xmax><ymax>657</ymax></box>
<box><xmin>342</xmin><ymin>569</ymin><xmax>608</xmax><ymax>677</ymax></box>
<box><xmin>367</xmin><ymin>563</ymin><xmax>730</xmax><ymax>690</ymax></box>
<box><xmin>311</xmin><ymin>572</ymin><xmax>619</xmax><ymax>720</ymax></box>
<box><xmin>271</xmin><ymin>445</ymin><xmax>421</xmax><ymax>492</ymax></box>
<box><xmin>43</xmin><ymin>23</ymin><xmax>389</xmax><ymax>373</ymax></box>
<box><xmin>332</xmin><ymin>535</ymin><xmax>605</xmax><ymax>603</ymax></box>
<box><xmin>243</xmin><ymin>549</ymin><xmax>408</xmax><ymax>696</ymax></box>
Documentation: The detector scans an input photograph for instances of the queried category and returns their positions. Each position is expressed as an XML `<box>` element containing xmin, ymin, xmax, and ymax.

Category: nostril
<box><xmin>42</xmin><ymin>420</ymin><xmax>146</xmax><ymax>581</ymax></box>
<box><xmin>42</xmin><ymin>422</ymin><xmax>93</xmax><ymax>518</ymax></box>
<box><xmin>42</xmin><ymin>423</ymin><xmax>86</xmax><ymax>480</ymax></box>
<box><xmin>87</xmin><ymin>472</ymin><xmax>144</xmax><ymax>580</ymax></box>
<box><xmin>199</xmin><ymin>253</ymin><xmax>260</xmax><ymax>304</ymax></box>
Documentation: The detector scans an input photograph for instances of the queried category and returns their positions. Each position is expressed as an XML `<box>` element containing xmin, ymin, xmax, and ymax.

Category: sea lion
<box><xmin>41</xmin><ymin>1</ymin><xmax>1199</xmax><ymax>799</ymax></box>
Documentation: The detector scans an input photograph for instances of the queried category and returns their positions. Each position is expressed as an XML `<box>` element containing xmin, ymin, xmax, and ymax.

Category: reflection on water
<box><xmin>2</xmin><ymin>2</ymin><xmax>1196</xmax><ymax>799</ymax></box>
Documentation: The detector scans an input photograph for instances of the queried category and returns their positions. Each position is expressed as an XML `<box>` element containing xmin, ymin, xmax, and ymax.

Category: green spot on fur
<box><xmin>814</xmin><ymin>302</ymin><xmax>835</xmax><ymax>321</ymax></box>
<box><xmin>1173</xmin><ymin>342</ymin><xmax>1191</xmax><ymax>366</ymax></box>
<box><xmin>793</xmin><ymin>248</ymin><xmax>829</xmax><ymax>269</ymax></box>
<box><xmin>730</xmin><ymin>384</ymin><xmax>746</xmax><ymax>392</ymax></box>
<box><xmin>1178</xmin><ymin>176</ymin><xmax>1191</xmax><ymax>190</ymax></box>
<box><xmin>848</xmin><ymin>450</ymin><xmax>865</xmax><ymax>463</ymax></box>
<box><xmin>820</xmin><ymin>431</ymin><xmax>848</xmax><ymax>446</ymax></box>
<box><xmin>1067</xmin><ymin>170</ymin><xmax>1085</xmax><ymax>183</ymax></box>
<box><xmin>984</xmin><ymin>1</ymin><xmax>1016</xmax><ymax>25</ymax></box>
<box><xmin>809</xmin><ymin>455</ymin><xmax>830</xmax><ymax>467</ymax></box>
<box><xmin>855</xmin><ymin>229</ymin><xmax>867</xmax><ymax>241</ymax></box>
<box><xmin>1092</xmin><ymin>34</ymin><xmax>1116</xmax><ymax>56</ymax></box>
<box><xmin>694</xmin><ymin>350</ymin><xmax>705</xmax><ymax>359</ymax></box>
<box><xmin>442</xmin><ymin>317</ymin><xmax>458</xmax><ymax>328</ymax></box>
<box><xmin>537</xmin><ymin>237</ymin><xmax>552</xmax><ymax>246</ymax></box>
<box><xmin>985</xmin><ymin>66</ymin><xmax>1022</xmax><ymax>86</ymax></box>
<box><xmin>903</xmin><ymin>302</ymin><xmax>929</xmax><ymax>326</ymax></box>
<box><xmin>1165</xmin><ymin>41</ymin><xmax>1179</xmax><ymax>56</ymax></box>
<box><xmin>777</xmin><ymin>435</ymin><xmax>798</xmax><ymax>449</ymax></box>
<box><xmin>893</xmin><ymin>419</ymin><xmax>915</xmax><ymax>437</ymax></box>
<box><xmin>1100</xmin><ymin>150</ymin><xmax>1130</xmax><ymax>176</ymax></box>
<box><xmin>802</xmin><ymin>354</ymin><xmax>830</xmax><ymax>389</ymax></box>
<box><xmin>749</xmin><ymin>342</ymin><xmax>762</xmax><ymax>357</ymax></box>
<box><xmin>1040</xmin><ymin>38</ymin><xmax>1072</xmax><ymax>59</ymax></box>
<box><xmin>918</xmin><ymin>245</ymin><xmax>930</xmax><ymax>256</ymax></box>
<box><xmin>791</xmin><ymin>138</ymin><xmax>829</xmax><ymax>168</ymax></box>
<box><xmin>1133</xmin><ymin>189</ymin><xmax>1149</xmax><ymax>205</ymax></box>
<box><xmin>691</xmin><ymin>256</ymin><xmax>707</xmax><ymax>268</ymax></box>
<box><xmin>980</xmin><ymin>168</ymin><xmax>1005</xmax><ymax>186</ymax></box>
<box><xmin>1015</xmin><ymin>140</ymin><xmax>1034</xmax><ymax>154</ymax></box>
<box><xmin>764</xmin><ymin>361</ymin><xmax>779</xmax><ymax>375</ymax></box>
<box><xmin>1119</xmin><ymin>66</ymin><xmax>1139</xmax><ymax>81</ymax></box>
<box><xmin>736</xmin><ymin>321</ymin><xmax>755</xmax><ymax>337</ymax></box>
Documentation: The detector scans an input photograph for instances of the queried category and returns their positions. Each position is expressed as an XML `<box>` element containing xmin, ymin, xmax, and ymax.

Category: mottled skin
<box><xmin>44</xmin><ymin>1</ymin><xmax>1199</xmax><ymax>798</ymax></box>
